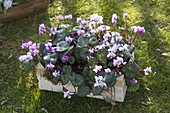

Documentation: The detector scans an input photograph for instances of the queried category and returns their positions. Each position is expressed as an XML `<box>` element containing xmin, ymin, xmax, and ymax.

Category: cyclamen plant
<box><xmin>19</xmin><ymin>13</ymin><xmax>152</xmax><ymax>99</ymax></box>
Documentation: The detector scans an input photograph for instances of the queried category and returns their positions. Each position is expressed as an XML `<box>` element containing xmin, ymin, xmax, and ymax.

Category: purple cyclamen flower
<box><xmin>118</xmin><ymin>44</ymin><xmax>129</xmax><ymax>51</ymax></box>
<box><xmin>80</xmin><ymin>20</ymin><xmax>88</xmax><ymax>27</ymax></box>
<box><xmin>77</xmin><ymin>30</ymin><xmax>85</xmax><ymax>36</ymax></box>
<box><xmin>63</xmin><ymin>91</ymin><xmax>74</xmax><ymax>99</ymax></box>
<box><xmin>45</xmin><ymin>42</ymin><xmax>52</xmax><ymax>51</ymax></box>
<box><xmin>96</xmin><ymin>26</ymin><xmax>104</xmax><ymax>33</ymax></box>
<box><xmin>30</xmin><ymin>49</ymin><xmax>39</xmax><ymax>56</ymax></box>
<box><xmin>108</xmin><ymin>44</ymin><xmax>120</xmax><ymax>53</ymax></box>
<box><xmin>19</xmin><ymin>54</ymin><xmax>33</xmax><ymax>62</ymax></box>
<box><xmin>107</xmin><ymin>52</ymin><xmax>116</xmax><ymax>59</ymax></box>
<box><xmin>123</xmin><ymin>13</ymin><xmax>128</xmax><ymax>19</ymax></box>
<box><xmin>29</xmin><ymin>43</ymin><xmax>40</xmax><ymax>51</ymax></box>
<box><xmin>93</xmin><ymin>65</ymin><xmax>102</xmax><ymax>73</ymax></box>
<box><xmin>130</xmin><ymin>79</ymin><xmax>138</xmax><ymax>85</ymax></box>
<box><xmin>21</xmin><ymin>43</ymin><xmax>29</xmax><ymax>49</ymax></box>
<box><xmin>90</xmin><ymin>14</ymin><xmax>103</xmax><ymax>22</ymax></box>
<box><xmin>137</xmin><ymin>27</ymin><xmax>145</xmax><ymax>36</ymax></box>
<box><xmin>51</xmin><ymin>46</ymin><xmax>60</xmax><ymax>53</ymax></box>
<box><xmin>76</xmin><ymin>17</ymin><xmax>82</xmax><ymax>23</ymax></box>
<box><xmin>115</xmin><ymin>35</ymin><xmax>122</xmax><ymax>42</ymax></box>
<box><xmin>131</xmin><ymin>26</ymin><xmax>139</xmax><ymax>33</ymax></box>
<box><xmin>103</xmin><ymin>33</ymin><xmax>111</xmax><ymax>41</ymax></box>
<box><xmin>113</xmin><ymin>57</ymin><xmax>124</xmax><ymax>67</ymax></box>
<box><xmin>51</xmin><ymin>27</ymin><xmax>57</xmax><ymax>35</ymax></box>
<box><xmin>3</xmin><ymin>0</ymin><xmax>13</xmax><ymax>9</ymax></box>
<box><xmin>94</xmin><ymin>76</ymin><xmax>106</xmax><ymax>88</ymax></box>
<box><xmin>38</xmin><ymin>23</ymin><xmax>46</xmax><ymax>35</ymax></box>
<box><xmin>47</xmin><ymin>62</ymin><xmax>55</xmax><ymax>70</ymax></box>
<box><xmin>104</xmin><ymin>68</ymin><xmax>111</xmax><ymax>73</ymax></box>
<box><xmin>144</xmin><ymin>67</ymin><xmax>152</xmax><ymax>75</ymax></box>
<box><xmin>57</xmin><ymin>15</ymin><xmax>63</xmax><ymax>21</ymax></box>
<box><xmin>65</xmin><ymin>14</ymin><xmax>72</xmax><ymax>20</ymax></box>
<box><xmin>65</xmin><ymin>36</ymin><xmax>73</xmax><ymax>43</ymax></box>
<box><xmin>112</xmin><ymin>14</ymin><xmax>118</xmax><ymax>24</ymax></box>
<box><xmin>62</xmin><ymin>55</ymin><xmax>69</xmax><ymax>62</ymax></box>
<box><xmin>52</xmin><ymin>70</ymin><xmax>61</xmax><ymax>77</ymax></box>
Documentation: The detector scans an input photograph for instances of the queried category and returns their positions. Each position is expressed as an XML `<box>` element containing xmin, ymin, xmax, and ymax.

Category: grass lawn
<box><xmin>0</xmin><ymin>0</ymin><xmax>170</xmax><ymax>113</ymax></box>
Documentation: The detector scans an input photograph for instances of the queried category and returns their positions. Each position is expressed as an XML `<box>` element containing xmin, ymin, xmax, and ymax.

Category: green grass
<box><xmin>0</xmin><ymin>0</ymin><xmax>170</xmax><ymax>113</ymax></box>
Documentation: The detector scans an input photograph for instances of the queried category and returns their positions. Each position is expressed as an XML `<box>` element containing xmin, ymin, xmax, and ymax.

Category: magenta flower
<box><xmin>93</xmin><ymin>65</ymin><xmax>102</xmax><ymax>73</ymax></box>
<box><xmin>30</xmin><ymin>49</ymin><xmax>39</xmax><ymax>56</ymax></box>
<box><xmin>52</xmin><ymin>70</ymin><xmax>61</xmax><ymax>77</ymax></box>
<box><xmin>65</xmin><ymin>14</ymin><xmax>72</xmax><ymax>20</ymax></box>
<box><xmin>57</xmin><ymin>15</ymin><xmax>63</xmax><ymax>21</ymax></box>
<box><xmin>104</xmin><ymin>68</ymin><xmax>111</xmax><ymax>73</ymax></box>
<box><xmin>51</xmin><ymin>27</ymin><xmax>57</xmax><ymax>35</ymax></box>
<box><xmin>94</xmin><ymin>76</ymin><xmax>106</xmax><ymax>88</ymax></box>
<box><xmin>89</xmin><ymin>48</ymin><xmax>95</xmax><ymax>54</ymax></box>
<box><xmin>63</xmin><ymin>91</ymin><xmax>74</xmax><ymax>99</ymax></box>
<box><xmin>62</xmin><ymin>55</ymin><xmax>69</xmax><ymax>62</ymax></box>
<box><xmin>47</xmin><ymin>62</ymin><xmax>55</xmax><ymax>70</ymax></box>
<box><xmin>51</xmin><ymin>46</ymin><xmax>60</xmax><ymax>53</ymax></box>
<box><xmin>96</xmin><ymin>26</ymin><xmax>104</xmax><ymax>33</ymax></box>
<box><xmin>130</xmin><ymin>79</ymin><xmax>138</xmax><ymax>85</ymax></box>
<box><xmin>144</xmin><ymin>67</ymin><xmax>152</xmax><ymax>75</ymax></box>
<box><xmin>77</xmin><ymin>30</ymin><xmax>85</xmax><ymax>36</ymax></box>
<box><xmin>21</xmin><ymin>43</ymin><xmax>29</xmax><ymax>49</ymax></box>
<box><xmin>103</xmin><ymin>33</ymin><xmax>111</xmax><ymax>41</ymax></box>
<box><xmin>113</xmin><ymin>57</ymin><xmax>124</xmax><ymax>67</ymax></box>
<box><xmin>80</xmin><ymin>20</ymin><xmax>88</xmax><ymax>27</ymax></box>
<box><xmin>123</xmin><ymin>13</ymin><xmax>128</xmax><ymax>19</ymax></box>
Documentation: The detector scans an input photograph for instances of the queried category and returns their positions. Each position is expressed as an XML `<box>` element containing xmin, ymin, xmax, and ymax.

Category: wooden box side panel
<box><xmin>36</xmin><ymin>63</ymin><xmax>127</xmax><ymax>102</ymax></box>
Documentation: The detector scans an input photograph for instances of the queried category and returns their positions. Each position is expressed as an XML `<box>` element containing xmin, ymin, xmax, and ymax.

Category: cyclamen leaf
<box><xmin>62</xmin><ymin>65</ymin><xmax>72</xmax><ymax>74</ymax></box>
<box><xmin>104</xmin><ymin>72</ymin><xmax>116</xmax><ymax>83</ymax></box>
<box><xmin>71</xmin><ymin>73</ymin><xmax>84</xmax><ymax>87</ymax></box>
<box><xmin>92</xmin><ymin>86</ymin><xmax>103</xmax><ymax>95</ymax></box>
<box><xmin>61</xmin><ymin>74</ymin><xmax>69</xmax><ymax>85</ymax></box>
<box><xmin>68</xmin><ymin>56</ymin><xmax>75</xmax><ymax>64</ymax></box>
<box><xmin>122</xmin><ymin>51</ymin><xmax>132</xmax><ymax>59</ymax></box>
<box><xmin>57</xmin><ymin>41</ymin><xmax>70</xmax><ymax>52</ymax></box>
<box><xmin>78</xmin><ymin>86</ymin><xmax>90</xmax><ymax>96</ymax></box>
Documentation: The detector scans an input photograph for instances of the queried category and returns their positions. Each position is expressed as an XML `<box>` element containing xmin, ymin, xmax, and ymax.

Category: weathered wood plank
<box><xmin>0</xmin><ymin>0</ymin><xmax>50</xmax><ymax>23</ymax></box>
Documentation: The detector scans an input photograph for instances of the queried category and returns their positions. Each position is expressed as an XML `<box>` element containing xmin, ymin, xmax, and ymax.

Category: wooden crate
<box><xmin>0</xmin><ymin>0</ymin><xmax>50</xmax><ymax>23</ymax></box>
<box><xmin>37</xmin><ymin>63</ymin><xmax>127</xmax><ymax>103</ymax></box>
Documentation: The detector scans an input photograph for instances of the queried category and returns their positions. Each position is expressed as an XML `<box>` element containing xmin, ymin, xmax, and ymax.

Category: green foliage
<box><xmin>43</xmin><ymin>53</ymin><xmax>58</xmax><ymax>64</ymax></box>
<box><xmin>78</xmin><ymin>86</ymin><xmax>90</xmax><ymax>96</ymax></box>
<box><xmin>71</xmin><ymin>72</ymin><xmax>84</xmax><ymax>87</ymax></box>
<box><xmin>92</xmin><ymin>86</ymin><xmax>103</xmax><ymax>95</ymax></box>
<box><xmin>127</xmin><ymin>83</ymin><xmax>140</xmax><ymax>92</ymax></box>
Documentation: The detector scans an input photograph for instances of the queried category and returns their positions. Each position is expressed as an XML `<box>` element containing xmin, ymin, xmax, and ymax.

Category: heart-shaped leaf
<box><xmin>127</xmin><ymin>83</ymin><xmax>140</xmax><ymax>92</ymax></box>
<box><xmin>71</xmin><ymin>73</ymin><xmax>84</xmax><ymax>87</ymax></box>
<box><xmin>92</xmin><ymin>86</ymin><xmax>103</xmax><ymax>95</ymax></box>
<box><xmin>61</xmin><ymin>74</ymin><xmax>69</xmax><ymax>85</ymax></box>
<box><xmin>78</xmin><ymin>86</ymin><xmax>90</xmax><ymax>96</ymax></box>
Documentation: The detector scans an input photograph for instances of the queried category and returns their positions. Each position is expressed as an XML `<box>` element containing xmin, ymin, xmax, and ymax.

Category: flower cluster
<box><xmin>19</xmin><ymin>13</ymin><xmax>152</xmax><ymax>99</ymax></box>
<box><xmin>19</xmin><ymin>41</ymin><xmax>40</xmax><ymax>62</ymax></box>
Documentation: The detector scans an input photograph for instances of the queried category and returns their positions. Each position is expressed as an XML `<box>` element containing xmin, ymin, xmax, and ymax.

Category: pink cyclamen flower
<box><xmin>62</xmin><ymin>55</ymin><xmax>69</xmax><ymax>62</ymax></box>
<box><xmin>63</xmin><ymin>91</ymin><xmax>74</xmax><ymax>99</ymax></box>
<box><xmin>52</xmin><ymin>70</ymin><xmax>61</xmax><ymax>77</ymax></box>
<box><xmin>77</xmin><ymin>30</ymin><xmax>85</xmax><ymax>36</ymax></box>
<box><xmin>51</xmin><ymin>46</ymin><xmax>60</xmax><ymax>53</ymax></box>
<box><xmin>94</xmin><ymin>76</ymin><xmax>106</xmax><ymax>88</ymax></box>
<box><xmin>123</xmin><ymin>13</ymin><xmax>128</xmax><ymax>19</ymax></box>
<box><xmin>89</xmin><ymin>48</ymin><xmax>95</xmax><ymax>54</ymax></box>
<box><xmin>57</xmin><ymin>15</ymin><xmax>63</xmax><ymax>21</ymax></box>
<box><xmin>144</xmin><ymin>67</ymin><xmax>152</xmax><ymax>75</ymax></box>
<box><xmin>47</xmin><ymin>62</ymin><xmax>55</xmax><ymax>70</ymax></box>
<box><xmin>93</xmin><ymin>65</ymin><xmax>102</xmax><ymax>73</ymax></box>
<box><xmin>130</xmin><ymin>79</ymin><xmax>138</xmax><ymax>85</ymax></box>
<box><xmin>76</xmin><ymin>17</ymin><xmax>82</xmax><ymax>23</ymax></box>
<box><xmin>104</xmin><ymin>68</ymin><xmax>111</xmax><ymax>73</ymax></box>
<box><xmin>112</xmin><ymin>14</ymin><xmax>118</xmax><ymax>24</ymax></box>
<box><xmin>65</xmin><ymin>14</ymin><xmax>72</xmax><ymax>20</ymax></box>
<box><xmin>19</xmin><ymin>54</ymin><xmax>33</xmax><ymax>62</ymax></box>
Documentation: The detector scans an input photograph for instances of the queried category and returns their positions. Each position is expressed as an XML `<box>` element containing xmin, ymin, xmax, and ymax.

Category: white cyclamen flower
<box><xmin>144</xmin><ymin>67</ymin><xmax>152</xmax><ymax>75</ymax></box>
<box><xmin>3</xmin><ymin>0</ymin><xmax>13</xmax><ymax>9</ymax></box>
<box><xmin>94</xmin><ymin>76</ymin><xmax>106</xmax><ymax>88</ymax></box>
